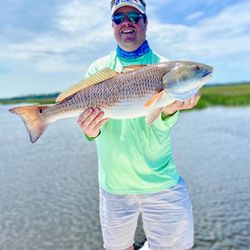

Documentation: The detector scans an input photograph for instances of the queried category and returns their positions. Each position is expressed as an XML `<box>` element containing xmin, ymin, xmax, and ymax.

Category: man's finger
<box><xmin>191</xmin><ymin>93</ymin><xmax>201</xmax><ymax>106</ymax></box>
<box><xmin>88</xmin><ymin>111</ymin><xmax>105</xmax><ymax>128</ymax></box>
<box><xmin>78</xmin><ymin>108</ymin><xmax>93</xmax><ymax>124</ymax></box>
<box><xmin>83</xmin><ymin>108</ymin><xmax>102</xmax><ymax>127</ymax></box>
<box><xmin>94</xmin><ymin>118</ymin><xmax>109</xmax><ymax>132</ymax></box>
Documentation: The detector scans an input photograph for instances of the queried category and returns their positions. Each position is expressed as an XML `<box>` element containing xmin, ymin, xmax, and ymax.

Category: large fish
<box><xmin>9</xmin><ymin>61</ymin><xmax>213</xmax><ymax>143</ymax></box>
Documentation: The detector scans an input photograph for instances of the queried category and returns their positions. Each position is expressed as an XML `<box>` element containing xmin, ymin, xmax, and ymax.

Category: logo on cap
<box><xmin>115</xmin><ymin>0</ymin><xmax>141</xmax><ymax>5</ymax></box>
<box><xmin>112</xmin><ymin>0</ymin><xmax>146</xmax><ymax>15</ymax></box>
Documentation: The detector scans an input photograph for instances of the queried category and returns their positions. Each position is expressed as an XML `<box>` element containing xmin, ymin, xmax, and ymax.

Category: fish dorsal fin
<box><xmin>56</xmin><ymin>68</ymin><xmax>119</xmax><ymax>102</ymax></box>
<box><xmin>122</xmin><ymin>64</ymin><xmax>147</xmax><ymax>73</ymax></box>
<box><xmin>144</xmin><ymin>90</ymin><xmax>164</xmax><ymax>109</ymax></box>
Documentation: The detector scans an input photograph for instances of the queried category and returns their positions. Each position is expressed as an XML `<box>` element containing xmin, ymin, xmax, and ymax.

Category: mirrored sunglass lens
<box><xmin>128</xmin><ymin>12</ymin><xmax>141</xmax><ymax>23</ymax></box>
<box><xmin>113</xmin><ymin>13</ymin><xmax>124</xmax><ymax>24</ymax></box>
<box><xmin>112</xmin><ymin>12</ymin><xmax>142</xmax><ymax>25</ymax></box>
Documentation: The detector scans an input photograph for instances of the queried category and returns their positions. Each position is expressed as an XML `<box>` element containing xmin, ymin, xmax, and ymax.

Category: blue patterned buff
<box><xmin>116</xmin><ymin>40</ymin><xmax>150</xmax><ymax>60</ymax></box>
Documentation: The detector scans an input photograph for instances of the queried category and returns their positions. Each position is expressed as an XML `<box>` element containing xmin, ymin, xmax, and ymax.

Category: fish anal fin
<box><xmin>145</xmin><ymin>108</ymin><xmax>163</xmax><ymax>125</ymax></box>
<box><xmin>144</xmin><ymin>90</ymin><xmax>164</xmax><ymax>109</ymax></box>
<box><xmin>56</xmin><ymin>68</ymin><xmax>119</xmax><ymax>102</ymax></box>
<box><xmin>122</xmin><ymin>64</ymin><xmax>147</xmax><ymax>73</ymax></box>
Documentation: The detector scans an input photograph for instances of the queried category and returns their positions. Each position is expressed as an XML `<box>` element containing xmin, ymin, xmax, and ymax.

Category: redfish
<box><xmin>9</xmin><ymin>61</ymin><xmax>213</xmax><ymax>143</ymax></box>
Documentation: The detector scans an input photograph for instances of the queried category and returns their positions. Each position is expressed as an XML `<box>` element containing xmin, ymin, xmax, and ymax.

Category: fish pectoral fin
<box><xmin>122</xmin><ymin>64</ymin><xmax>147</xmax><ymax>73</ymax></box>
<box><xmin>56</xmin><ymin>68</ymin><xmax>119</xmax><ymax>102</ymax></box>
<box><xmin>145</xmin><ymin>108</ymin><xmax>163</xmax><ymax>125</ymax></box>
<box><xmin>144</xmin><ymin>91</ymin><xmax>164</xmax><ymax>109</ymax></box>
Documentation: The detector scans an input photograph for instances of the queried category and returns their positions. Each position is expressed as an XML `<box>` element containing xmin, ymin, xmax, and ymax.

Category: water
<box><xmin>0</xmin><ymin>105</ymin><xmax>250</xmax><ymax>250</ymax></box>
<box><xmin>172</xmin><ymin>107</ymin><xmax>250</xmax><ymax>250</ymax></box>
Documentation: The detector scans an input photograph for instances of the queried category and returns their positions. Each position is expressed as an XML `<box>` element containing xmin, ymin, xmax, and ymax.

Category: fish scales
<box><xmin>49</xmin><ymin>65</ymin><xmax>165</xmax><ymax>118</ymax></box>
<box><xmin>9</xmin><ymin>61</ymin><xmax>213</xmax><ymax>142</ymax></box>
<box><xmin>15</xmin><ymin>64</ymin><xmax>177</xmax><ymax>124</ymax></box>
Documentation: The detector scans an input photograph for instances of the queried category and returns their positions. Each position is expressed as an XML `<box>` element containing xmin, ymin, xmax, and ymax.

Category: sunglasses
<box><xmin>112</xmin><ymin>11</ymin><xmax>144</xmax><ymax>25</ymax></box>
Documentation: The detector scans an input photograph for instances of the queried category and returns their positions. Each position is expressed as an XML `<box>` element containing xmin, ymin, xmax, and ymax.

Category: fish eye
<box><xmin>194</xmin><ymin>65</ymin><xmax>200</xmax><ymax>71</ymax></box>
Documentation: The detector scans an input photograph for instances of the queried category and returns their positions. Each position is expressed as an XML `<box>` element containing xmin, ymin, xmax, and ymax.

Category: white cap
<box><xmin>111</xmin><ymin>0</ymin><xmax>146</xmax><ymax>15</ymax></box>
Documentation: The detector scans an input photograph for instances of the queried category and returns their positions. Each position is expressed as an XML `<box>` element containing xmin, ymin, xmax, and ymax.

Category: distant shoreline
<box><xmin>1</xmin><ymin>82</ymin><xmax>250</xmax><ymax>108</ymax></box>
<box><xmin>198</xmin><ymin>82</ymin><xmax>250</xmax><ymax>108</ymax></box>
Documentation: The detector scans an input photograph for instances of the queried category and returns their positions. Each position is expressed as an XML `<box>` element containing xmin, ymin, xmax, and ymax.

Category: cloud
<box><xmin>186</xmin><ymin>11</ymin><xmax>204</xmax><ymax>21</ymax></box>
<box><xmin>148</xmin><ymin>1</ymin><xmax>250</xmax><ymax>60</ymax></box>
<box><xmin>56</xmin><ymin>0</ymin><xmax>109</xmax><ymax>33</ymax></box>
<box><xmin>0</xmin><ymin>0</ymin><xmax>114</xmax><ymax>73</ymax></box>
<box><xmin>3</xmin><ymin>0</ymin><xmax>249</xmax><ymax>66</ymax></box>
<box><xmin>0</xmin><ymin>0</ymin><xmax>250</xmax><ymax>97</ymax></box>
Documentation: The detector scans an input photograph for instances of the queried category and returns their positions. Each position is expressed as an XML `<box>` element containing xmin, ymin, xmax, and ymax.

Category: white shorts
<box><xmin>99</xmin><ymin>177</ymin><xmax>194</xmax><ymax>250</ymax></box>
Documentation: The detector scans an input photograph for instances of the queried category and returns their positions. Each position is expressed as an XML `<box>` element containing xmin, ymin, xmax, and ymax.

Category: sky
<box><xmin>1</xmin><ymin>0</ymin><xmax>250</xmax><ymax>98</ymax></box>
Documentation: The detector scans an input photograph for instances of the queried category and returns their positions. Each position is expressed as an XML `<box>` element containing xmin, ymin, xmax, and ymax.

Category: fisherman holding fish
<box><xmin>78</xmin><ymin>1</ymin><xmax>200</xmax><ymax>250</ymax></box>
<box><xmin>9</xmin><ymin>0</ymin><xmax>214</xmax><ymax>249</ymax></box>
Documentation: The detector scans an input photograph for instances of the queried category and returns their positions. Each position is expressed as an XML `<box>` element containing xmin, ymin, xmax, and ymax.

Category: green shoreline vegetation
<box><xmin>1</xmin><ymin>83</ymin><xmax>250</xmax><ymax>109</ymax></box>
<box><xmin>198</xmin><ymin>82</ymin><xmax>250</xmax><ymax>108</ymax></box>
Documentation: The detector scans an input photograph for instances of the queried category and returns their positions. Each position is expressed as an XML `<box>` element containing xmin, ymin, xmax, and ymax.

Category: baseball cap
<box><xmin>111</xmin><ymin>0</ymin><xmax>146</xmax><ymax>15</ymax></box>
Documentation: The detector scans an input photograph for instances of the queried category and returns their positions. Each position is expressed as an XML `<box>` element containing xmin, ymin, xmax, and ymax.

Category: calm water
<box><xmin>0</xmin><ymin>105</ymin><xmax>250</xmax><ymax>250</ymax></box>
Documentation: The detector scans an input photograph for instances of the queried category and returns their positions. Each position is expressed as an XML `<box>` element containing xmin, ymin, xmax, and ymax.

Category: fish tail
<box><xmin>9</xmin><ymin>105</ymin><xmax>49</xmax><ymax>143</ymax></box>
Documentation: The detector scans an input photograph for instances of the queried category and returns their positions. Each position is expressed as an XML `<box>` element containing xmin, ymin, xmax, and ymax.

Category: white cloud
<box><xmin>57</xmin><ymin>0</ymin><xmax>109</xmax><ymax>33</ymax></box>
<box><xmin>0</xmin><ymin>0</ymin><xmax>250</xmax><ymax>81</ymax></box>
<box><xmin>186</xmin><ymin>11</ymin><xmax>204</xmax><ymax>21</ymax></box>
<box><xmin>148</xmin><ymin>1</ymin><xmax>250</xmax><ymax>60</ymax></box>
<box><xmin>34</xmin><ymin>56</ymin><xmax>83</xmax><ymax>73</ymax></box>
<box><xmin>0</xmin><ymin>0</ymin><xmax>114</xmax><ymax>73</ymax></box>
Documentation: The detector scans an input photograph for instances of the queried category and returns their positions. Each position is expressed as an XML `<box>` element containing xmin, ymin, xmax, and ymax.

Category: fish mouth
<box><xmin>203</xmin><ymin>70</ymin><xmax>213</xmax><ymax>78</ymax></box>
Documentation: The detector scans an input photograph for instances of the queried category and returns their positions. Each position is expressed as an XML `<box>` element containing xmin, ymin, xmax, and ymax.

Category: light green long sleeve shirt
<box><xmin>85</xmin><ymin>49</ymin><xmax>180</xmax><ymax>194</ymax></box>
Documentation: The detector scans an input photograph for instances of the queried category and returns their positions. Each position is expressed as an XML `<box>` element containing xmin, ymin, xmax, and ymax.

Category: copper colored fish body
<box><xmin>9</xmin><ymin>61</ymin><xmax>213</xmax><ymax>143</ymax></box>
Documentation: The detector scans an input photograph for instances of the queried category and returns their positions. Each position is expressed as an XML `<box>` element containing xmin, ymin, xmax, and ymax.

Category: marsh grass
<box><xmin>197</xmin><ymin>83</ymin><xmax>250</xmax><ymax>108</ymax></box>
<box><xmin>1</xmin><ymin>83</ymin><xmax>250</xmax><ymax>108</ymax></box>
<box><xmin>0</xmin><ymin>98</ymin><xmax>55</xmax><ymax>105</ymax></box>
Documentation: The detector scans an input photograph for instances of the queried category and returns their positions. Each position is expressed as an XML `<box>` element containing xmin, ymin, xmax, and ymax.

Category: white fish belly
<box><xmin>102</xmin><ymin>92</ymin><xmax>175</xmax><ymax>120</ymax></box>
<box><xmin>102</xmin><ymin>98</ymin><xmax>149</xmax><ymax>119</ymax></box>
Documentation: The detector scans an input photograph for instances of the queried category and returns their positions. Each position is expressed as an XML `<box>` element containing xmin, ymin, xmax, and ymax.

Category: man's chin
<box><xmin>121</xmin><ymin>35</ymin><xmax>136</xmax><ymax>42</ymax></box>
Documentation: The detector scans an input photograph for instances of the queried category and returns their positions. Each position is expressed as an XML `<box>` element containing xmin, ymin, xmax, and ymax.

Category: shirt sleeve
<box><xmin>152</xmin><ymin>111</ymin><xmax>179</xmax><ymax>131</ymax></box>
<box><xmin>85</xmin><ymin>131</ymin><xmax>101</xmax><ymax>142</ymax></box>
<box><xmin>84</xmin><ymin>62</ymin><xmax>98</xmax><ymax>78</ymax></box>
<box><xmin>85</xmin><ymin>54</ymin><xmax>113</xmax><ymax>77</ymax></box>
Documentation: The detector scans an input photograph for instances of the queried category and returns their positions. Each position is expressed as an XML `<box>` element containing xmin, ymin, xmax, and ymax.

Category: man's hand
<box><xmin>162</xmin><ymin>92</ymin><xmax>201</xmax><ymax>116</ymax></box>
<box><xmin>78</xmin><ymin>108</ymin><xmax>109</xmax><ymax>138</ymax></box>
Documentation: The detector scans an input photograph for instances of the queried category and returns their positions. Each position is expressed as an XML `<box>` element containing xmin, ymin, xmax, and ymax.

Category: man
<box><xmin>78</xmin><ymin>0</ymin><xmax>200</xmax><ymax>249</ymax></box>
